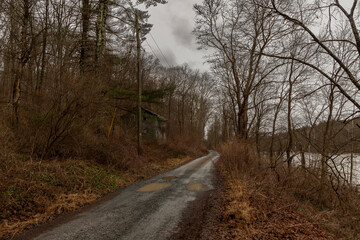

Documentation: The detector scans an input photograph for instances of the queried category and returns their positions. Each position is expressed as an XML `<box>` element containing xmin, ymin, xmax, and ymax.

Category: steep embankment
<box><xmin>0</xmin><ymin>140</ymin><xmax>205</xmax><ymax>239</ymax></box>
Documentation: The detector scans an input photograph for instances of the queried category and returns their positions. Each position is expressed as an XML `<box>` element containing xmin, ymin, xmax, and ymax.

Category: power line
<box><xmin>149</xmin><ymin>32</ymin><xmax>172</xmax><ymax>68</ymax></box>
<box><xmin>145</xmin><ymin>39</ymin><xmax>161</xmax><ymax>62</ymax></box>
<box><xmin>123</xmin><ymin>5</ymin><xmax>172</xmax><ymax>68</ymax></box>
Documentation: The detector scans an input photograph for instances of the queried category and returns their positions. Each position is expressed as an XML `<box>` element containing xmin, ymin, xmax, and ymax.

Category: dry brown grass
<box><xmin>0</xmin><ymin>98</ymin><xmax>207</xmax><ymax>239</ymax></box>
<box><xmin>219</xmin><ymin>139</ymin><xmax>260</xmax><ymax>179</ymax></box>
<box><xmin>0</xmin><ymin>139</ymin><xmax>200</xmax><ymax>239</ymax></box>
<box><xmin>1</xmin><ymin>192</ymin><xmax>98</xmax><ymax>239</ymax></box>
<box><xmin>0</xmin><ymin>156</ymin><xmax>133</xmax><ymax>239</ymax></box>
<box><xmin>217</xmin><ymin>139</ymin><xmax>344</xmax><ymax>240</ymax></box>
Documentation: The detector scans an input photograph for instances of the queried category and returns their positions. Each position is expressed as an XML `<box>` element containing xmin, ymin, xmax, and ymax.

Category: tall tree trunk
<box><xmin>12</xmin><ymin>0</ymin><xmax>31</xmax><ymax>124</ymax></box>
<box><xmin>222</xmin><ymin>104</ymin><xmax>228</xmax><ymax>142</ymax></box>
<box><xmin>136</xmin><ymin>11</ymin><xmax>142</xmax><ymax>155</ymax></box>
<box><xmin>36</xmin><ymin>0</ymin><xmax>49</xmax><ymax>93</ymax></box>
<box><xmin>320</xmin><ymin>84</ymin><xmax>335</xmax><ymax>200</ymax></box>
<box><xmin>269</xmin><ymin>83</ymin><xmax>285</xmax><ymax>169</ymax></box>
<box><xmin>269</xmin><ymin>107</ymin><xmax>280</xmax><ymax>167</ymax></box>
<box><xmin>80</xmin><ymin>0</ymin><xmax>91</xmax><ymax>74</ymax></box>
<box><xmin>239</xmin><ymin>95</ymin><xmax>249</xmax><ymax>139</ymax></box>
<box><xmin>286</xmin><ymin>59</ymin><xmax>294</xmax><ymax>170</ymax></box>
<box><xmin>3</xmin><ymin>2</ymin><xmax>16</xmax><ymax>100</ymax></box>
<box><xmin>300</xmin><ymin>147</ymin><xmax>306</xmax><ymax>170</ymax></box>
<box><xmin>167</xmin><ymin>93</ymin><xmax>173</xmax><ymax>139</ymax></box>
<box><xmin>95</xmin><ymin>0</ymin><xmax>108</xmax><ymax>72</ymax></box>
<box><xmin>254</xmin><ymin>107</ymin><xmax>262</xmax><ymax>155</ymax></box>
<box><xmin>350</xmin><ymin>115</ymin><xmax>354</xmax><ymax>185</ymax></box>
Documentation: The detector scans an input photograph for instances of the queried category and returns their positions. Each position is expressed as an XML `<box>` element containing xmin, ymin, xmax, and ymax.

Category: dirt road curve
<box><xmin>26</xmin><ymin>151</ymin><xmax>219</xmax><ymax>240</ymax></box>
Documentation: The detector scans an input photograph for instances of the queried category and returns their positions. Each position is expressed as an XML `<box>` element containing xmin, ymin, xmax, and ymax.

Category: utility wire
<box><xmin>126</xmin><ymin>2</ymin><xmax>171</xmax><ymax>69</ymax></box>
<box><xmin>149</xmin><ymin>32</ymin><xmax>172</xmax><ymax>68</ymax></box>
<box><xmin>145</xmin><ymin>39</ymin><xmax>161</xmax><ymax>62</ymax></box>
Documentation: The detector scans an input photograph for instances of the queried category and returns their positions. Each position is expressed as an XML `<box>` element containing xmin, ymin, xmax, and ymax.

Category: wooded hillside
<box><xmin>0</xmin><ymin>1</ymin><xmax>213</xmax><ymax>238</ymax></box>
<box><xmin>2</xmin><ymin>0</ymin><xmax>360</xmax><ymax>239</ymax></box>
<box><xmin>197</xmin><ymin>0</ymin><xmax>360</xmax><ymax>238</ymax></box>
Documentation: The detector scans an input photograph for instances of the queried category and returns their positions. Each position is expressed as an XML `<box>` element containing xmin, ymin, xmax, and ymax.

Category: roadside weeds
<box><xmin>0</xmin><ymin>142</ymin><xmax>201</xmax><ymax>240</ymax></box>
<box><xmin>216</xmin><ymin>139</ymin><xmax>342</xmax><ymax>239</ymax></box>
<box><xmin>217</xmin><ymin>174</ymin><xmax>337</xmax><ymax>240</ymax></box>
<box><xmin>173</xmin><ymin>141</ymin><xmax>345</xmax><ymax>240</ymax></box>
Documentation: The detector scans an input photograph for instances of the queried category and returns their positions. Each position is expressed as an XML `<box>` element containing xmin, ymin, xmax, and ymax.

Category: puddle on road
<box><xmin>137</xmin><ymin>183</ymin><xmax>172</xmax><ymax>192</ymax></box>
<box><xmin>162</xmin><ymin>176</ymin><xmax>177</xmax><ymax>180</ymax></box>
<box><xmin>187</xmin><ymin>183</ymin><xmax>209</xmax><ymax>191</ymax></box>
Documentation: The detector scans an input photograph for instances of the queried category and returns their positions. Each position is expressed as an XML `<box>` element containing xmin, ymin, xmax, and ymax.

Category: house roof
<box><xmin>119</xmin><ymin>106</ymin><xmax>167</xmax><ymax>121</ymax></box>
<box><xmin>142</xmin><ymin>107</ymin><xmax>167</xmax><ymax>121</ymax></box>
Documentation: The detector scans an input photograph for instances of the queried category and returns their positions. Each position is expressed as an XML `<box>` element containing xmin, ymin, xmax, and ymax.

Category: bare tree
<box><xmin>12</xmin><ymin>0</ymin><xmax>33</xmax><ymax>123</ymax></box>
<box><xmin>265</xmin><ymin>0</ymin><xmax>360</xmax><ymax>109</ymax></box>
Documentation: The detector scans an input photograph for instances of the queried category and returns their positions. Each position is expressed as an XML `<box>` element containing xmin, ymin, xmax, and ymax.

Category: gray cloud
<box><xmin>171</xmin><ymin>16</ymin><xmax>195</xmax><ymax>48</ymax></box>
<box><xmin>147</xmin><ymin>0</ymin><xmax>210</xmax><ymax>71</ymax></box>
<box><xmin>161</xmin><ymin>48</ymin><xmax>177</xmax><ymax>66</ymax></box>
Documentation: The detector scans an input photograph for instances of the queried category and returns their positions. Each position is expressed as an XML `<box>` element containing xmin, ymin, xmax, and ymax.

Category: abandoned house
<box><xmin>121</xmin><ymin>107</ymin><xmax>167</xmax><ymax>140</ymax></box>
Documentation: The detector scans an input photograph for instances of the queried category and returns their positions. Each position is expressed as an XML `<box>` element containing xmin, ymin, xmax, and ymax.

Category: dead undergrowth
<box><xmin>0</xmin><ymin>101</ymin><xmax>207</xmax><ymax>240</ymax></box>
<box><xmin>0</xmin><ymin>140</ymin><xmax>201</xmax><ymax>240</ymax></box>
<box><xmin>216</xmin><ymin>139</ymin><xmax>355</xmax><ymax>239</ymax></box>
<box><xmin>218</xmin><ymin>177</ymin><xmax>337</xmax><ymax>239</ymax></box>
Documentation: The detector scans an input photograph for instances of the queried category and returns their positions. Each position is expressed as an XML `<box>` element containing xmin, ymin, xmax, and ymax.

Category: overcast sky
<box><xmin>143</xmin><ymin>1</ymin><xmax>355</xmax><ymax>72</ymax></box>
<box><xmin>145</xmin><ymin>0</ymin><xmax>210</xmax><ymax>71</ymax></box>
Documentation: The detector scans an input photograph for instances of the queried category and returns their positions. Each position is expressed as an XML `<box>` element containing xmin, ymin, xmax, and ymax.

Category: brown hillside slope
<box><xmin>0</xmin><ymin>140</ymin><xmax>205</xmax><ymax>239</ymax></box>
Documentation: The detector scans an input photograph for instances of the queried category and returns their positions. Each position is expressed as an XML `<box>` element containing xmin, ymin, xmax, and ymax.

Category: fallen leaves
<box><xmin>0</xmin><ymin>141</ymin><xmax>199</xmax><ymax>240</ymax></box>
<box><xmin>0</xmin><ymin>191</ymin><xmax>99</xmax><ymax>239</ymax></box>
<box><xmin>217</xmin><ymin>177</ymin><xmax>338</xmax><ymax>240</ymax></box>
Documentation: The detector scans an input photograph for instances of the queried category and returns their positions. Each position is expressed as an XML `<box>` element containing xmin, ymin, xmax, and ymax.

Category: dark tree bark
<box><xmin>12</xmin><ymin>0</ymin><xmax>31</xmax><ymax>124</ymax></box>
<box><xmin>80</xmin><ymin>0</ymin><xmax>91</xmax><ymax>75</ymax></box>
<box><xmin>36</xmin><ymin>0</ymin><xmax>49</xmax><ymax>93</ymax></box>
<box><xmin>95</xmin><ymin>0</ymin><xmax>108</xmax><ymax>72</ymax></box>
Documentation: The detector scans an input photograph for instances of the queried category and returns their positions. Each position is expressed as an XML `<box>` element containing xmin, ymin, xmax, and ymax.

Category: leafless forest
<box><xmin>1</xmin><ymin>0</ymin><xmax>360</xmax><ymax>239</ymax></box>
<box><xmin>197</xmin><ymin>1</ymin><xmax>360</xmax><ymax>185</ymax></box>
<box><xmin>0</xmin><ymin>0</ymin><xmax>215</xmax><ymax>237</ymax></box>
<box><xmin>197</xmin><ymin>0</ymin><xmax>360</xmax><ymax>238</ymax></box>
<box><xmin>0</xmin><ymin>0</ymin><xmax>215</xmax><ymax>158</ymax></box>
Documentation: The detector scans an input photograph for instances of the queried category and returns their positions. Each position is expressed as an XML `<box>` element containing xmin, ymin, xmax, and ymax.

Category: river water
<box><xmin>291</xmin><ymin>152</ymin><xmax>360</xmax><ymax>185</ymax></box>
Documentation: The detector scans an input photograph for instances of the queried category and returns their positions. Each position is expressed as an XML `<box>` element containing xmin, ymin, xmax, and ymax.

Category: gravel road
<box><xmin>30</xmin><ymin>151</ymin><xmax>219</xmax><ymax>240</ymax></box>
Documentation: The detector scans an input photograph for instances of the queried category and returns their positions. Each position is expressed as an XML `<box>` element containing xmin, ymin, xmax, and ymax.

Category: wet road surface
<box><xmin>31</xmin><ymin>151</ymin><xmax>219</xmax><ymax>240</ymax></box>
